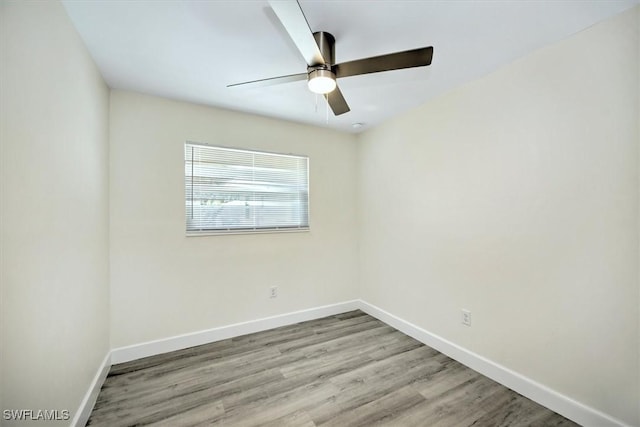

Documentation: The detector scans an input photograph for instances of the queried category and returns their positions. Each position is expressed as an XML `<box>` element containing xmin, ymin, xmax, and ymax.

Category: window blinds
<box><xmin>185</xmin><ymin>143</ymin><xmax>309</xmax><ymax>234</ymax></box>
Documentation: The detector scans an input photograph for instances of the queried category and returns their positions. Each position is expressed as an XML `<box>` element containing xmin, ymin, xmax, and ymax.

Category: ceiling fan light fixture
<box><xmin>307</xmin><ymin>69</ymin><xmax>336</xmax><ymax>94</ymax></box>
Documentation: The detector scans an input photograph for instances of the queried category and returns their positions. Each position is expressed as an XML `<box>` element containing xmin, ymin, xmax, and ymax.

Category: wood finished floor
<box><xmin>88</xmin><ymin>311</ymin><xmax>579</xmax><ymax>426</ymax></box>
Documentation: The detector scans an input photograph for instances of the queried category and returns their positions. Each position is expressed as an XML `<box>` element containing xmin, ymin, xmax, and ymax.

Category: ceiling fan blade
<box><xmin>227</xmin><ymin>72</ymin><xmax>307</xmax><ymax>89</ymax></box>
<box><xmin>324</xmin><ymin>86</ymin><xmax>350</xmax><ymax>116</ymax></box>
<box><xmin>269</xmin><ymin>0</ymin><xmax>325</xmax><ymax>66</ymax></box>
<box><xmin>334</xmin><ymin>47</ymin><xmax>433</xmax><ymax>79</ymax></box>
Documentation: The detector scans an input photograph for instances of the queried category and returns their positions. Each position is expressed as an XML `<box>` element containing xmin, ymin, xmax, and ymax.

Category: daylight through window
<box><xmin>185</xmin><ymin>143</ymin><xmax>309</xmax><ymax>234</ymax></box>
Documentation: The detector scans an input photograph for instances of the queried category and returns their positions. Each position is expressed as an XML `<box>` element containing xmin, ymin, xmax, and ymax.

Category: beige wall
<box><xmin>109</xmin><ymin>91</ymin><xmax>359</xmax><ymax>348</ymax></box>
<box><xmin>357</xmin><ymin>7</ymin><xmax>639</xmax><ymax>426</ymax></box>
<box><xmin>0</xmin><ymin>1</ymin><xmax>110</xmax><ymax>425</ymax></box>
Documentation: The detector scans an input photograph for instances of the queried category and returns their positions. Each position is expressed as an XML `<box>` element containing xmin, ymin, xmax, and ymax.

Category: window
<box><xmin>185</xmin><ymin>142</ymin><xmax>309</xmax><ymax>235</ymax></box>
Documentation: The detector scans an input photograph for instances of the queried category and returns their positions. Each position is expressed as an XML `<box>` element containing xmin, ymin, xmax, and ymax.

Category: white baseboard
<box><xmin>358</xmin><ymin>300</ymin><xmax>630</xmax><ymax>427</ymax></box>
<box><xmin>71</xmin><ymin>351</ymin><xmax>111</xmax><ymax>427</ymax></box>
<box><xmin>111</xmin><ymin>300</ymin><xmax>360</xmax><ymax>364</ymax></box>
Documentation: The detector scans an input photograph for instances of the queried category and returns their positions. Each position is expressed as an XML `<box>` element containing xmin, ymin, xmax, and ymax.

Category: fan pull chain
<box><xmin>314</xmin><ymin>93</ymin><xmax>318</xmax><ymax>113</ymax></box>
<box><xmin>326</xmin><ymin>99</ymin><xmax>329</xmax><ymax>125</ymax></box>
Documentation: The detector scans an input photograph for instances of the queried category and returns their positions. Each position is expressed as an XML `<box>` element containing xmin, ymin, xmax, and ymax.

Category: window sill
<box><xmin>186</xmin><ymin>227</ymin><xmax>310</xmax><ymax>237</ymax></box>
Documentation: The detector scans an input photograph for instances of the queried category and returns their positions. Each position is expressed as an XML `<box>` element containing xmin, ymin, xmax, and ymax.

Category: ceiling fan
<box><xmin>228</xmin><ymin>0</ymin><xmax>434</xmax><ymax>116</ymax></box>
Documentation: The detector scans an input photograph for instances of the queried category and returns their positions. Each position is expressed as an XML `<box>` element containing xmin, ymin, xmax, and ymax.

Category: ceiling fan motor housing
<box><xmin>307</xmin><ymin>32</ymin><xmax>337</xmax><ymax>94</ymax></box>
<box><xmin>312</xmin><ymin>31</ymin><xmax>335</xmax><ymax>66</ymax></box>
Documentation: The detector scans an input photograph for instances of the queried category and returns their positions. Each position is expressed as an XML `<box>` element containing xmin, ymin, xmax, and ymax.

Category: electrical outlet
<box><xmin>462</xmin><ymin>309</ymin><xmax>471</xmax><ymax>326</ymax></box>
<box><xmin>270</xmin><ymin>286</ymin><xmax>278</xmax><ymax>299</ymax></box>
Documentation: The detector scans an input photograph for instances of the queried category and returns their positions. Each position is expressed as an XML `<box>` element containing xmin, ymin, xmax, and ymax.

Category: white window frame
<box><xmin>185</xmin><ymin>142</ymin><xmax>310</xmax><ymax>236</ymax></box>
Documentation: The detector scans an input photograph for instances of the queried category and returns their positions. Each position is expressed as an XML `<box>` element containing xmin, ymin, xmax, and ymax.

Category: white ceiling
<box><xmin>62</xmin><ymin>0</ymin><xmax>638</xmax><ymax>133</ymax></box>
